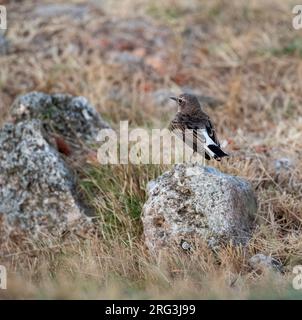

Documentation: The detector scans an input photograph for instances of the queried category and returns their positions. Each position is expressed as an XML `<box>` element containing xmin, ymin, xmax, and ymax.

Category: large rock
<box><xmin>10</xmin><ymin>92</ymin><xmax>110</xmax><ymax>151</ymax></box>
<box><xmin>142</xmin><ymin>164</ymin><xmax>257</xmax><ymax>252</ymax></box>
<box><xmin>0</xmin><ymin>120</ymin><xmax>92</xmax><ymax>244</ymax></box>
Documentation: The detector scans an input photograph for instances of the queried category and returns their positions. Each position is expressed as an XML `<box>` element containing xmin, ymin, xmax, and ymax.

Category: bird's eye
<box><xmin>178</xmin><ymin>98</ymin><xmax>183</xmax><ymax>104</ymax></box>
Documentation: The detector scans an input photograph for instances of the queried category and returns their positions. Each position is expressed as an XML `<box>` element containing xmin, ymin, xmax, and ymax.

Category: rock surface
<box><xmin>274</xmin><ymin>158</ymin><xmax>293</xmax><ymax>173</ymax></box>
<box><xmin>142</xmin><ymin>164</ymin><xmax>257</xmax><ymax>252</ymax></box>
<box><xmin>151</xmin><ymin>88</ymin><xmax>224</xmax><ymax>109</ymax></box>
<box><xmin>0</xmin><ymin>120</ymin><xmax>92</xmax><ymax>244</ymax></box>
<box><xmin>0</xmin><ymin>33</ymin><xmax>9</xmax><ymax>55</ymax></box>
<box><xmin>11</xmin><ymin>92</ymin><xmax>110</xmax><ymax>151</ymax></box>
<box><xmin>33</xmin><ymin>3</ymin><xmax>90</xmax><ymax>19</ymax></box>
<box><xmin>249</xmin><ymin>254</ymin><xmax>283</xmax><ymax>273</ymax></box>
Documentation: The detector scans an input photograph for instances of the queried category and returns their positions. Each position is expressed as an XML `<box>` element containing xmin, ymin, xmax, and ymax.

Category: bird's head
<box><xmin>170</xmin><ymin>93</ymin><xmax>201</xmax><ymax>114</ymax></box>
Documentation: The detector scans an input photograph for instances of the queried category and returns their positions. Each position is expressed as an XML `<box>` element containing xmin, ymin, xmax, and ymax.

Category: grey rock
<box><xmin>109</xmin><ymin>51</ymin><xmax>143</xmax><ymax>65</ymax></box>
<box><xmin>249</xmin><ymin>254</ymin><xmax>283</xmax><ymax>273</ymax></box>
<box><xmin>33</xmin><ymin>3</ymin><xmax>90</xmax><ymax>19</ymax></box>
<box><xmin>10</xmin><ymin>92</ymin><xmax>110</xmax><ymax>149</ymax></box>
<box><xmin>273</xmin><ymin>157</ymin><xmax>297</xmax><ymax>187</ymax></box>
<box><xmin>151</xmin><ymin>88</ymin><xmax>223</xmax><ymax>109</ymax></box>
<box><xmin>181</xmin><ymin>87</ymin><xmax>224</xmax><ymax>108</ymax></box>
<box><xmin>0</xmin><ymin>33</ymin><xmax>9</xmax><ymax>55</ymax></box>
<box><xmin>108</xmin><ymin>51</ymin><xmax>144</xmax><ymax>74</ymax></box>
<box><xmin>151</xmin><ymin>89</ymin><xmax>175</xmax><ymax>107</ymax></box>
<box><xmin>274</xmin><ymin>157</ymin><xmax>294</xmax><ymax>173</ymax></box>
<box><xmin>0</xmin><ymin>120</ymin><xmax>92</xmax><ymax>243</ymax></box>
<box><xmin>142</xmin><ymin>164</ymin><xmax>257</xmax><ymax>252</ymax></box>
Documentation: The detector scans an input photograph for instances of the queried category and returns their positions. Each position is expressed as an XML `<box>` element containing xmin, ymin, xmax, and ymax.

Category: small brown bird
<box><xmin>169</xmin><ymin>93</ymin><xmax>229</xmax><ymax>161</ymax></box>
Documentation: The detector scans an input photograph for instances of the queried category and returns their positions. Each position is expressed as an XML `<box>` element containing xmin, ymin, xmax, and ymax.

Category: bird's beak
<box><xmin>170</xmin><ymin>96</ymin><xmax>177</xmax><ymax>101</ymax></box>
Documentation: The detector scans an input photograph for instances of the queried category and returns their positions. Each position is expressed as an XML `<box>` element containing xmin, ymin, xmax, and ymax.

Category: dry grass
<box><xmin>0</xmin><ymin>0</ymin><xmax>302</xmax><ymax>299</ymax></box>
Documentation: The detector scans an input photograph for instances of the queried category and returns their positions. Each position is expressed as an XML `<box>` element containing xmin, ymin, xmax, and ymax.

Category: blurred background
<box><xmin>0</xmin><ymin>0</ymin><xmax>302</xmax><ymax>299</ymax></box>
<box><xmin>1</xmin><ymin>0</ymin><xmax>301</xmax><ymax>129</ymax></box>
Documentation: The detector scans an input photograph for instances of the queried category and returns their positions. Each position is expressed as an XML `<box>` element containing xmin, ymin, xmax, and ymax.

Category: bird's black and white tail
<box><xmin>201</xmin><ymin>129</ymin><xmax>229</xmax><ymax>161</ymax></box>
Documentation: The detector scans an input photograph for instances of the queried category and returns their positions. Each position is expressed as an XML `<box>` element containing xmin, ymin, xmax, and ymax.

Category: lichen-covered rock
<box><xmin>142</xmin><ymin>164</ymin><xmax>257</xmax><ymax>252</ymax></box>
<box><xmin>10</xmin><ymin>92</ymin><xmax>110</xmax><ymax>150</ymax></box>
<box><xmin>249</xmin><ymin>254</ymin><xmax>283</xmax><ymax>273</ymax></box>
<box><xmin>0</xmin><ymin>120</ymin><xmax>92</xmax><ymax>244</ymax></box>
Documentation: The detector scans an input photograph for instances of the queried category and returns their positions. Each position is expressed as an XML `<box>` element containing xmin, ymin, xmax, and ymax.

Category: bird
<box><xmin>169</xmin><ymin>93</ymin><xmax>229</xmax><ymax>161</ymax></box>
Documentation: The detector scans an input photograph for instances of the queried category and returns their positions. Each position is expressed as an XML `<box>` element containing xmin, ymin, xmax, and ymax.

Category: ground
<box><xmin>0</xmin><ymin>0</ymin><xmax>302</xmax><ymax>299</ymax></box>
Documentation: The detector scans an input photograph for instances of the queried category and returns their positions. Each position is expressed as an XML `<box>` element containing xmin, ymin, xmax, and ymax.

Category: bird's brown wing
<box><xmin>169</xmin><ymin>115</ymin><xmax>208</xmax><ymax>156</ymax></box>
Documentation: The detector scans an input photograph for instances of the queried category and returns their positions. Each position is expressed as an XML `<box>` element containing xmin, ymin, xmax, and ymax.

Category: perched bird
<box><xmin>169</xmin><ymin>93</ymin><xmax>229</xmax><ymax>161</ymax></box>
